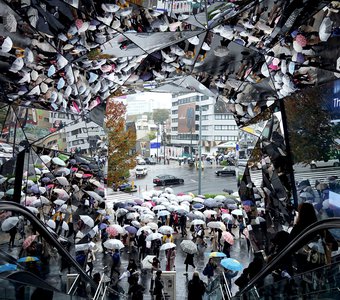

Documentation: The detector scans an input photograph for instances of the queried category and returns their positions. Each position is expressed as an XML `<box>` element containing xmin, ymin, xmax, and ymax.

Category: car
<box><xmin>310</xmin><ymin>159</ymin><xmax>340</xmax><ymax>169</ymax></box>
<box><xmin>144</xmin><ymin>157</ymin><xmax>156</xmax><ymax>165</ymax></box>
<box><xmin>215</xmin><ymin>166</ymin><xmax>236</xmax><ymax>176</ymax></box>
<box><xmin>137</xmin><ymin>157</ymin><xmax>146</xmax><ymax>165</ymax></box>
<box><xmin>112</xmin><ymin>182</ymin><xmax>134</xmax><ymax>192</ymax></box>
<box><xmin>0</xmin><ymin>143</ymin><xmax>13</xmax><ymax>153</ymax></box>
<box><xmin>153</xmin><ymin>175</ymin><xmax>184</xmax><ymax>186</ymax></box>
<box><xmin>135</xmin><ymin>166</ymin><xmax>148</xmax><ymax>177</ymax></box>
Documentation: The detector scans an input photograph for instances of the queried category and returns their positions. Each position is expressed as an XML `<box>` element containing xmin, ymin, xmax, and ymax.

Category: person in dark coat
<box><xmin>187</xmin><ymin>271</ymin><xmax>206</xmax><ymax>300</ymax></box>
<box><xmin>184</xmin><ymin>253</ymin><xmax>196</xmax><ymax>275</ymax></box>
<box><xmin>222</xmin><ymin>240</ymin><xmax>231</xmax><ymax>258</ymax></box>
<box><xmin>153</xmin><ymin>270</ymin><xmax>164</xmax><ymax>300</ymax></box>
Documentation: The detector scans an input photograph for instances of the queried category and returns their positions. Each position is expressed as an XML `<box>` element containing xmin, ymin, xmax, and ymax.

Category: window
<box><xmin>201</xmin><ymin>115</ymin><xmax>209</xmax><ymax>120</ymax></box>
<box><xmin>201</xmin><ymin>125</ymin><xmax>209</xmax><ymax>131</ymax></box>
<box><xmin>214</xmin><ymin>125</ymin><xmax>238</xmax><ymax>130</ymax></box>
<box><xmin>215</xmin><ymin>114</ymin><xmax>234</xmax><ymax>120</ymax></box>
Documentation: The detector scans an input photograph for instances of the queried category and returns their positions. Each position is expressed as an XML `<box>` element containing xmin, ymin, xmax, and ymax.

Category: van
<box><xmin>135</xmin><ymin>166</ymin><xmax>148</xmax><ymax>177</ymax></box>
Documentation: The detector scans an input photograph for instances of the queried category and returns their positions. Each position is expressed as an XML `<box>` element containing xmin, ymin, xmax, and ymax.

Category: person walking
<box><xmin>8</xmin><ymin>225</ymin><xmax>17</xmax><ymax>250</ymax></box>
<box><xmin>187</xmin><ymin>271</ymin><xmax>206</xmax><ymax>300</ymax></box>
<box><xmin>150</xmin><ymin>257</ymin><xmax>161</xmax><ymax>293</ymax></box>
<box><xmin>222</xmin><ymin>240</ymin><xmax>231</xmax><ymax>258</ymax></box>
<box><xmin>153</xmin><ymin>270</ymin><xmax>164</xmax><ymax>300</ymax></box>
<box><xmin>86</xmin><ymin>249</ymin><xmax>96</xmax><ymax>277</ymax></box>
<box><xmin>180</xmin><ymin>214</ymin><xmax>187</xmax><ymax>237</ymax></box>
<box><xmin>110</xmin><ymin>249</ymin><xmax>121</xmax><ymax>280</ymax></box>
<box><xmin>184</xmin><ymin>253</ymin><xmax>195</xmax><ymax>275</ymax></box>
<box><xmin>166</xmin><ymin>246</ymin><xmax>176</xmax><ymax>271</ymax></box>
<box><xmin>203</xmin><ymin>258</ymin><xmax>217</xmax><ymax>283</ymax></box>
<box><xmin>138</xmin><ymin>231</ymin><xmax>147</xmax><ymax>261</ymax></box>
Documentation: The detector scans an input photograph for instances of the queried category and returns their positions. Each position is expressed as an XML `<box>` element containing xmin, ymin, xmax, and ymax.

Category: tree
<box><xmin>106</xmin><ymin>99</ymin><xmax>136</xmax><ymax>187</ymax></box>
<box><xmin>147</xmin><ymin>131</ymin><xmax>156</xmax><ymax>140</ymax></box>
<box><xmin>153</xmin><ymin>109</ymin><xmax>170</xmax><ymax>124</ymax></box>
<box><xmin>284</xmin><ymin>86</ymin><xmax>335</xmax><ymax>164</ymax></box>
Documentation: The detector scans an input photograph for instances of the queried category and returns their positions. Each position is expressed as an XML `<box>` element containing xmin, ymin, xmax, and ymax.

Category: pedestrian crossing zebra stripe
<box><xmin>248</xmin><ymin>169</ymin><xmax>340</xmax><ymax>188</ymax></box>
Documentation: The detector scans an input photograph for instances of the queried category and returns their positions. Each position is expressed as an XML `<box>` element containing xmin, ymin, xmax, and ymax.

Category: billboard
<box><xmin>178</xmin><ymin>103</ymin><xmax>196</xmax><ymax>133</ymax></box>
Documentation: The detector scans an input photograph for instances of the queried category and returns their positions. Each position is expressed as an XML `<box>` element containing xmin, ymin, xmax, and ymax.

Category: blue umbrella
<box><xmin>220</xmin><ymin>258</ymin><xmax>243</xmax><ymax>271</ymax></box>
<box><xmin>17</xmin><ymin>256</ymin><xmax>40</xmax><ymax>263</ymax></box>
<box><xmin>203</xmin><ymin>198</ymin><xmax>218</xmax><ymax>208</ymax></box>
<box><xmin>0</xmin><ymin>263</ymin><xmax>17</xmax><ymax>273</ymax></box>
<box><xmin>206</xmin><ymin>252</ymin><xmax>226</xmax><ymax>258</ymax></box>
<box><xmin>242</xmin><ymin>200</ymin><xmax>254</xmax><ymax>206</ymax></box>
<box><xmin>99</xmin><ymin>223</ymin><xmax>108</xmax><ymax>230</ymax></box>
<box><xmin>193</xmin><ymin>203</ymin><xmax>204</xmax><ymax>210</ymax></box>
<box><xmin>125</xmin><ymin>225</ymin><xmax>138</xmax><ymax>234</ymax></box>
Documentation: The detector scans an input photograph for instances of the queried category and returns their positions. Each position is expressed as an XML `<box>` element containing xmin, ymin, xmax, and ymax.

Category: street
<box><xmin>130</xmin><ymin>160</ymin><xmax>238</xmax><ymax>196</ymax></box>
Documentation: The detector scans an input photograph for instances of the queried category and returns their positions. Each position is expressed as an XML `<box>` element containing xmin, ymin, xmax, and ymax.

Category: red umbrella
<box><xmin>23</xmin><ymin>235</ymin><xmax>38</xmax><ymax>249</ymax></box>
<box><xmin>295</xmin><ymin>34</ymin><xmax>307</xmax><ymax>47</ymax></box>
<box><xmin>222</xmin><ymin>231</ymin><xmax>234</xmax><ymax>245</ymax></box>
<box><xmin>106</xmin><ymin>226</ymin><xmax>118</xmax><ymax>237</ymax></box>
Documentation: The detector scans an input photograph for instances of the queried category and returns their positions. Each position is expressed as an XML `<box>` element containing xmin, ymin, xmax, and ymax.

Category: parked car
<box><xmin>310</xmin><ymin>159</ymin><xmax>340</xmax><ymax>169</ymax></box>
<box><xmin>144</xmin><ymin>157</ymin><xmax>156</xmax><ymax>165</ymax></box>
<box><xmin>153</xmin><ymin>175</ymin><xmax>184</xmax><ymax>186</ymax></box>
<box><xmin>137</xmin><ymin>157</ymin><xmax>146</xmax><ymax>165</ymax></box>
<box><xmin>0</xmin><ymin>143</ymin><xmax>12</xmax><ymax>153</ymax></box>
<box><xmin>112</xmin><ymin>182</ymin><xmax>134</xmax><ymax>191</ymax></box>
<box><xmin>215</xmin><ymin>166</ymin><xmax>236</xmax><ymax>176</ymax></box>
<box><xmin>136</xmin><ymin>166</ymin><xmax>148</xmax><ymax>177</ymax></box>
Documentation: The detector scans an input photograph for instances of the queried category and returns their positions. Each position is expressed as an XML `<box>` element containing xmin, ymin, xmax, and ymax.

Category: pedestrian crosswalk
<box><xmin>105</xmin><ymin>192</ymin><xmax>138</xmax><ymax>208</ymax></box>
<box><xmin>248</xmin><ymin>169</ymin><xmax>340</xmax><ymax>189</ymax></box>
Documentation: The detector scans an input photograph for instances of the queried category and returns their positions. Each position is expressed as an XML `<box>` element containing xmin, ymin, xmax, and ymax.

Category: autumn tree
<box><xmin>106</xmin><ymin>99</ymin><xmax>136</xmax><ymax>187</ymax></box>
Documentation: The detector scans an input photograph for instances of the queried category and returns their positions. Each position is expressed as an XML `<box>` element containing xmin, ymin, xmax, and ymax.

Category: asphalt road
<box><xmin>130</xmin><ymin>160</ymin><xmax>238</xmax><ymax>196</ymax></box>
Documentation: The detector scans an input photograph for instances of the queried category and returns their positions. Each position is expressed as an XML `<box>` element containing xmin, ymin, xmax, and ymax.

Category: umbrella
<box><xmin>106</xmin><ymin>226</ymin><xmax>119</xmax><ymax>237</ymax></box>
<box><xmin>160</xmin><ymin>243</ymin><xmax>176</xmax><ymax>251</ymax></box>
<box><xmin>17</xmin><ymin>256</ymin><xmax>40</xmax><ymax>263</ymax></box>
<box><xmin>141</xmin><ymin>255</ymin><xmax>156</xmax><ymax>270</ymax></box>
<box><xmin>1</xmin><ymin>36</ymin><xmax>13</xmax><ymax>53</ymax></box>
<box><xmin>61</xmin><ymin>221</ymin><xmax>69</xmax><ymax>231</ymax></box>
<box><xmin>221</xmin><ymin>232</ymin><xmax>234</xmax><ymax>245</ymax></box>
<box><xmin>231</xmin><ymin>209</ymin><xmax>243</xmax><ymax>216</ymax></box>
<box><xmin>193</xmin><ymin>203</ymin><xmax>205</xmax><ymax>210</ymax></box>
<box><xmin>116</xmin><ymin>208</ymin><xmax>128</xmax><ymax>217</ymax></box>
<box><xmin>180</xmin><ymin>240</ymin><xmax>198</xmax><ymax>254</ymax></box>
<box><xmin>26</xmin><ymin>207</ymin><xmax>39</xmax><ymax>215</ymax></box>
<box><xmin>103</xmin><ymin>239</ymin><xmax>124</xmax><ymax>250</ymax></box>
<box><xmin>208</xmin><ymin>252</ymin><xmax>226</xmax><ymax>258</ymax></box>
<box><xmin>146</xmin><ymin>232</ymin><xmax>163</xmax><ymax>241</ymax></box>
<box><xmin>190</xmin><ymin>219</ymin><xmax>205</xmax><ymax>226</ymax></box>
<box><xmin>1</xmin><ymin>217</ymin><xmax>19</xmax><ymax>231</ymax></box>
<box><xmin>46</xmin><ymin>219</ymin><xmax>56</xmax><ymax>229</ymax></box>
<box><xmin>54</xmin><ymin>199</ymin><xmax>65</xmax><ymax>206</ymax></box>
<box><xmin>52</xmin><ymin>157</ymin><xmax>66</xmax><ymax>166</ymax></box>
<box><xmin>4</xmin><ymin>13</ymin><xmax>17</xmax><ymax>32</ymax></box>
<box><xmin>84</xmin><ymin>190</ymin><xmax>104</xmax><ymax>202</ymax></box>
<box><xmin>158</xmin><ymin>226</ymin><xmax>174</xmax><ymax>234</ymax></box>
<box><xmin>126</xmin><ymin>212</ymin><xmax>139</xmax><ymax>220</ymax></box>
<box><xmin>79</xmin><ymin>215</ymin><xmax>94</xmax><ymax>228</ymax></box>
<box><xmin>203</xmin><ymin>210</ymin><xmax>217</xmax><ymax>217</ymax></box>
<box><xmin>56</xmin><ymin>177</ymin><xmax>69</xmax><ymax>186</ymax></box>
<box><xmin>0</xmin><ymin>263</ymin><xmax>17</xmax><ymax>273</ymax></box>
<box><xmin>242</xmin><ymin>200</ymin><xmax>254</xmax><ymax>206</ymax></box>
<box><xmin>22</xmin><ymin>235</ymin><xmax>38</xmax><ymax>249</ymax></box>
<box><xmin>207</xmin><ymin>222</ymin><xmax>226</xmax><ymax>231</ymax></box>
<box><xmin>204</xmin><ymin>198</ymin><xmax>219</xmax><ymax>208</ymax></box>
<box><xmin>157</xmin><ymin>210</ymin><xmax>170</xmax><ymax>217</ymax></box>
<box><xmin>222</xmin><ymin>214</ymin><xmax>233</xmax><ymax>222</ymax></box>
<box><xmin>147</xmin><ymin>222</ymin><xmax>158</xmax><ymax>230</ymax></box>
<box><xmin>124</xmin><ymin>225</ymin><xmax>138</xmax><ymax>234</ymax></box>
<box><xmin>53</xmin><ymin>189</ymin><xmax>69</xmax><ymax>200</ymax></box>
<box><xmin>300</xmin><ymin>192</ymin><xmax>314</xmax><ymax>199</ymax></box>
<box><xmin>319</xmin><ymin>16</ymin><xmax>333</xmax><ymax>42</ymax></box>
<box><xmin>220</xmin><ymin>258</ymin><xmax>243</xmax><ymax>271</ymax></box>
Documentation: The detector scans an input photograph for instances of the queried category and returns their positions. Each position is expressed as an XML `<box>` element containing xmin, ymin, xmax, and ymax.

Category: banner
<box><xmin>178</xmin><ymin>103</ymin><xmax>196</xmax><ymax>133</ymax></box>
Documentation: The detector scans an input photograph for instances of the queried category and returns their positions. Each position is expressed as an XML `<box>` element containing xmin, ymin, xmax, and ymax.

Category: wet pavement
<box><xmin>0</xmin><ymin>222</ymin><xmax>252</xmax><ymax>299</ymax></box>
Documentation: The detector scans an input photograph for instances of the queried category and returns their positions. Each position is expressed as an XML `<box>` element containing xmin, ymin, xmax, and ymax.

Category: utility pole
<box><xmin>156</xmin><ymin>124</ymin><xmax>159</xmax><ymax>159</ymax></box>
<box><xmin>198</xmin><ymin>105</ymin><xmax>202</xmax><ymax>195</ymax></box>
<box><xmin>163</xmin><ymin>122</ymin><xmax>166</xmax><ymax>165</ymax></box>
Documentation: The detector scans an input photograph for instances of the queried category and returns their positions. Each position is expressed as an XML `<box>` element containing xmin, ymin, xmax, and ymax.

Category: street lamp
<box><xmin>156</xmin><ymin>124</ymin><xmax>159</xmax><ymax>160</ymax></box>
<box><xmin>163</xmin><ymin>122</ymin><xmax>166</xmax><ymax>165</ymax></box>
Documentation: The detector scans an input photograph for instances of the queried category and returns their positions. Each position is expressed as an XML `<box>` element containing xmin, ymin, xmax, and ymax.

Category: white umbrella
<box><xmin>131</xmin><ymin>220</ymin><xmax>141</xmax><ymax>228</ymax></box>
<box><xmin>1</xmin><ymin>36</ymin><xmax>13</xmax><ymax>53</ymax></box>
<box><xmin>61</xmin><ymin>221</ymin><xmax>69</xmax><ymax>231</ymax></box>
<box><xmin>56</xmin><ymin>177</ymin><xmax>69</xmax><ymax>186</ymax></box>
<box><xmin>190</xmin><ymin>219</ymin><xmax>205</xmax><ymax>226</ymax></box>
<box><xmin>26</xmin><ymin>207</ymin><xmax>39</xmax><ymax>215</ymax></box>
<box><xmin>110</xmin><ymin>224</ymin><xmax>126</xmax><ymax>235</ymax></box>
<box><xmin>203</xmin><ymin>210</ymin><xmax>217</xmax><ymax>217</ymax></box>
<box><xmin>157</xmin><ymin>210</ymin><xmax>170</xmax><ymax>217</ymax></box>
<box><xmin>147</xmin><ymin>222</ymin><xmax>158</xmax><ymax>231</ymax></box>
<box><xmin>46</xmin><ymin>219</ymin><xmax>56</xmax><ymax>229</ymax></box>
<box><xmin>53</xmin><ymin>189</ymin><xmax>69</xmax><ymax>200</ymax></box>
<box><xmin>231</xmin><ymin>209</ymin><xmax>243</xmax><ymax>216</ymax></box>
<box><xmin>52</xmin><ymin>157</ymin><xmax>66</xmax><ymax>166</ymax></box>
<box><xmin>54</xmin><ymin>199</ymin><xmax>65</xmax><ymax>206</ymax></box>
<box><xmin>222</xmin><ymin>214</ymin><xmax>234</xmax><ymax>222</ymax></box>
<box><xmin>180</xmin><ymin>240</ymin><xmax>198</xmax><ymax>254</ymax></box>
<box><xmin>126</xmin><ymin>212</ymin><xmax>139</xmax><ymax>220</ymax></box>
<box><xmin>79</xmin><ymin>215</ymin><xmax>94</xmax><ymax>228</ymax></box>
<box><xmin>160</xmin><ymin>242</ymin><xmax>176</xmax><ymax>251</ymax></box>
<box><xmin>103</xmin><ymin>239</ymin><xmax>124</xmax><ymax>250</ymax></box>
<box><xmin>137</xmin><ymin>226</ymin><xmax>152</xmax><ymax>236</ymax></box>
<box><xmin>153</xmin><ymin>205</ymin><xmax>166</xmax><ymax>211</ymax></box>
<box><xmin>140</xmin><ymin>214</ymin><xmax>154</xmax><ymax>223</ymax></box>
<box><xmin>207</xmin><ymin>221</ymin><xmax>226</xmax><ymax>231</ymax></box>
<box><xmin>141</xmin><ymin>255</ymin><xmax>156</xmax><ymax>270</ymax></box>
<box><xmin>4</xmin><ymin>13</ymin><xmax>17</xmax><ymax>32</ymax></box>
<box><xmin>319</xmin><ymin>16</ymin><xmax>333</xmax><ymax>42</ymax></box>
<box><xmin>158</xmin><ymin>226</ymin><xmax>174</xmax><ymax>234</ymax></box>
<box><xmin>75</xmin><ymin>231</ymin><xmax>84</xmax><ymax>243</ymax></box>
<box><xmin>1</xmin><ymin>217</ymin><xmax>19</xmax><ymax>231</ymax></box>
<box><xmin>84</xmin><ymin>190</ymin><xmax>104</xmax><ymax>202</ymax></box>
<box><xmin>146</xmin><ymin>232</ymin><xmax>163</xmax><ymax>241</ymax></box>
<box><xmin>39</xmin><ymin>155</ymin><xmax>51</xmax><ymax>164</ymax></box>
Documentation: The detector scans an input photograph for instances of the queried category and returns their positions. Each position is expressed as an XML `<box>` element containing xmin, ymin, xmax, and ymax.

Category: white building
<box><xmin>170</xmin><ymin>92</ymin><xmax>239</xmax><ymax>156</ymax></box>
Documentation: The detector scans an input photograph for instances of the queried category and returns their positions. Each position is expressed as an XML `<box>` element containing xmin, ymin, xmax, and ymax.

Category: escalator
<box><xmin>234</xmin><ymin>218</ymin><xmax>340</xmax><ymax>299</ymax></box>
<box><xmin>0</xmin><ymin>201</ymin><xmax>126</xmax><ymax>299</ymax></box>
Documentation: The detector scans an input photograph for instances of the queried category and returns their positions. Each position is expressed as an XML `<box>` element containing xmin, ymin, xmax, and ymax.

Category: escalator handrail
<box><xmin>0</xmin><ymin>201</ymin><xmax>98</xmax><ymax>291</ymax></box>
<box><xmin>238</xmin><ymin>217</ymin><xmax>340</xmax><ymax>296</ymax></box>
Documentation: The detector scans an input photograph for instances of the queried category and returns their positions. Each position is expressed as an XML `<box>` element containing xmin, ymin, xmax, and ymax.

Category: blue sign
<box><xmin>150</xmin><ymin>142</ymin><xmax>161</xmax><ymax>149</ymax></box>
